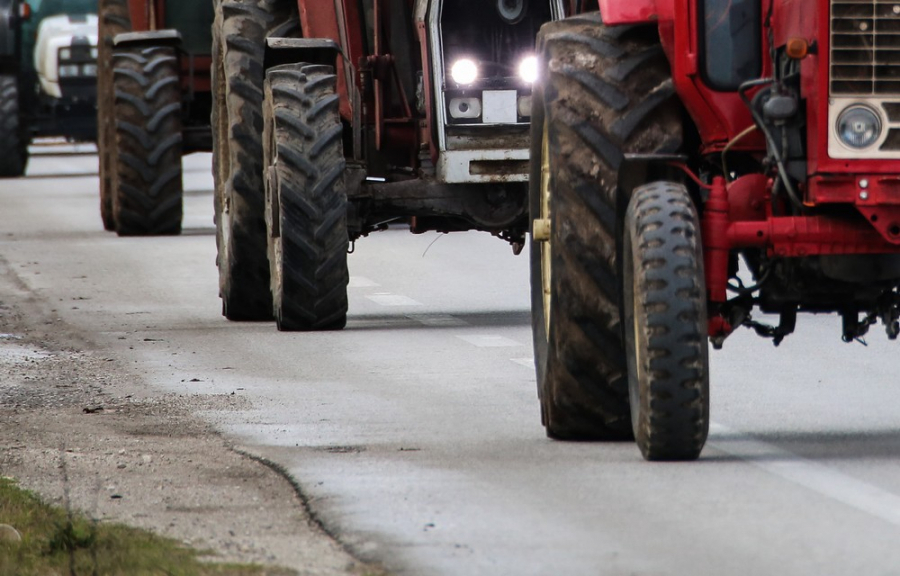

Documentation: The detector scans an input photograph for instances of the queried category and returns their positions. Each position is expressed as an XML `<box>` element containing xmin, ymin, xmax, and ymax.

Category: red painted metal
<box><xmin>296</xmin><ymin>0</ymin><xmax>364</xmax><ymax>122</ymax></box>
<box><xmin>652</xmin><ymin>1</ymin><xmax>766</xmax><ymax>154</ymax></box>
<box><xmin>702</xmin><ymin>175</ymin><xmax>900</xmax><ymax>308</ymax></box>
<box><xmin>596</xmin><ymin>0</ymin><xmax>659</xmax><ymax>24</ymax></box>
<box><xmin>726</xmin><ymin>174</ymin><xmax>768</xmax><ymax>223</ymax></box>
<box><xmin>127</xmin><ymin>0</ymin><xmax>149</xmax><ymax>31</ymax></box>
<box><xmin>701</xmin><ymin>177</ymin><xmax>732</xmax><ymax>304</ymax></box>
<box><xmin>708</xmin><ymin>316</ymin><xmax>733</xmax><ymax>340</ymax></box>
<box><xmin>727</xmin><ymin>217</ymin><xmax>898</xmax><ymax>256</ymax></box>
<box><xmin>180</xmin><ymin>55</ymin><xmax>211</xmax><ymax>93</ymax></box>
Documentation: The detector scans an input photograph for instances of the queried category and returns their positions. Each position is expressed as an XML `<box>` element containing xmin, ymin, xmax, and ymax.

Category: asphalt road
<box><xmin>3</xmin><ymin>148</ymin><xmax>900</xmax><ymax>575</ymax></box>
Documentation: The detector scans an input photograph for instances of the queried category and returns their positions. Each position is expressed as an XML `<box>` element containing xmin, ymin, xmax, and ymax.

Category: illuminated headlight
<box><xmin>449</xmin><ymin>97</ymin><xmax>482</xmax><ymax>120</ymax></box>
<box><xmin>90</xmin><ymin>47</ymin><xmax>98</xmax><ymax>59</ymax></box>
<box><xmin>837</xmin><ymin>105</ymin><xmax>882</xmax><ymax>149</ymax></box>
<box><xmin>450</xmin><ymin>59</ymin><xmax>478</xmax><ymax>86</ymax></box>
<box><xmin>82</xmin><ymin>64</ymin><xmax>98</xmax><ymax>76</ymax></box>
<box><xmin>58</xmin><ymin>64</ymin><xmax>80</xmax><ymax>77</ymax></box>
<box><xmin>518</xmin><ymin>56</ymin><xmax>538</xmax><ymax>84</ymax></box>
<box><xmin>59</xmin><ymin>47</ymin><xmax>72</xmax><ymax>61</ymax></box>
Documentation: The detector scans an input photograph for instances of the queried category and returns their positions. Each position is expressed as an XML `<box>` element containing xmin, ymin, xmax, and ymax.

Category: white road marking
<box><xmin>365</xmin><ymin>293</ymin><xmax>423</xmax><ymax>306</ymax></box>
<box><xmin>349</xmin><ymin>276</ymin><xmax>380</xmax><ymax>288</ymax></box>
<box><xmin>456</xmin><ymin>335</ymin><xmax>522</xmax><ymax>348</ymax></box>
<box><xmin>510</xmin><ymin>358</ymin><xmax>534</xmax><ymax>368</ymax></box>
<box><xmin>407</xmin><ymin>314</ymin><xmax>468</xmax><ymax>327</ymax></box>
<box><xmin>709</xmin><ymin>423</ymin><xmax>900</xmax><ymax>527</ymax></box>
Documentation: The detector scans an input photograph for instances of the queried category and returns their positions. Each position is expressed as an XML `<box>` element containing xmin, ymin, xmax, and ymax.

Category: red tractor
<box><xmin>530</xmin><ymin>0</ymin><xmax>900</xmax><ymax>460</ymax></box>
<box><xmin>211</xmin><ymin>0</ymin><xmax>563</xmax><ymax>326</ymax></box>
<box><xmin>97</xmin><ymin>0</ymin><xmax>213</xmax><ymax>235</ymax></box>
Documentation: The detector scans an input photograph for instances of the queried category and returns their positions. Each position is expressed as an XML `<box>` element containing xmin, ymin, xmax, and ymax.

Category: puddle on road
<box><xmin>0</xmin><ymin>341</ymin><xmax>50</xmax><ymax>363</ymax></box>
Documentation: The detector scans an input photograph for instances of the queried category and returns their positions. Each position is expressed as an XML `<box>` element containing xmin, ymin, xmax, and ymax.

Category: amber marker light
<box><xmin>786</xmin><ymin>37</ymin><xmax>809</xmax><ymax>60</ymax></box>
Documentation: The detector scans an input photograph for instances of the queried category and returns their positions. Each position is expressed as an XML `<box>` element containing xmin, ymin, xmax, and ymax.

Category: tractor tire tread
<box><xmin>0</xmin><ymin>76</ymin><xmax>26</xmax><ymax>177</ymax></box>
<box><xmin>530</xmin><ymin>15</ymin><xmax>683</xmax><ymax>439</ymax></box>
<box><xmin>264</xmin><ymin>64</ymin><xmax>349</xmax><ymax>331</ymax></box>
<box><xmin>112</xmin><ymin>45</ymin><xmax>183</xmax><ymax>236</ymax></box>
<box><xmin>626</xmin><ymin>182</ymin><xmax>709</xmax><ymax>461</ymax></box>
<box><xmin>212</xmin><ymin>0</ymin><xmax>299</xmax><ymax>320</ymax></box>
<box><xmin>98</xmin><ymin>0</ymin><xmax>132</xmax><ymax>230</ymax></box>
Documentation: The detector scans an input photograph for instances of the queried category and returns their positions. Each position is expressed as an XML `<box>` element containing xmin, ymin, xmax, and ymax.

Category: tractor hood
<box><xmin>34</xmin><ymin>13</ymin><xmax>97</xmax><ymax>98</ymax></box>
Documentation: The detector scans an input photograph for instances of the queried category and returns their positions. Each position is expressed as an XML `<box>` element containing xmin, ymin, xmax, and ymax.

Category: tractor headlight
<box><xmin>837</xmin><ymin>105</ymin><xmax>882</xmax><ymax>149</ymax></box>
<box><xmin>90</xmin><ymin>47</ymin><xmax>98</xmax><ymax>59</ymax></box>
<box><xmin>518</xmin><ymin>56</ymin><xmax>538</xmax><ymax>84</ymax></box>
<box><xmin>517</xmin><ymin>95</ymin><xmax>532</xmax><ymax>118</ymax></box>
<box><xmin>448</xmin><ymin>97</ymin><xmax>482</xmax><ymax>120</ymax></box>
<box><xmin>58</xmin><ymin>64</ymin><xmax>80</xmax><ymax>77</ymax></box>
<box><xmin>59</xmin><ymin>47</ymin><xmax>72</xmax><ymax>61</ymax></box>
<box><xmin>82</xmin><ymin>64</ymin><xmax>98</xmax><ymax>76</ymax></box>
<box><xmin>450</xmin><ymin>59</ymin><xmax>478</xmax><ymax>86</ymax></box>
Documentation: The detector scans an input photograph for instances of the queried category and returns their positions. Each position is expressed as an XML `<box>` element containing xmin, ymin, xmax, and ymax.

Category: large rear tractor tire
<box><xmin>623</xmin><ymin>182</ymin><xmax>709</xmax><ymax>461</ymax></box>
<box><xmin>97</xmin><ymin>0</ymin><xmax>132</xmax><ymax>230</ymax></box>
<box><xmin>0</xmin><ymin>75</ymin><xmax>28</xmax><ymax>177</ymax></box>
<box><xmin>529</xmin><ymin>14</ymin><xmax>683</xmax><ymax>439</ymax></box>
<box><xmin>212</xmin><ymin>0</ymin><xmax>299</xmax><ymax>320</ymax></box>
<box><xmin>263</xmin><ymin>64</ymin><xmax>349</xmax><ymax>331</ymax></box>
<box><xmin>111</xmin><ymin>45</ymin><xmax>184</xmax><ymax>236</ymax></box>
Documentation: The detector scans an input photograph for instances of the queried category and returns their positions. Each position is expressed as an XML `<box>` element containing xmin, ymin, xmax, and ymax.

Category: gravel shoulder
<box><xmin>0</xmin><ymin>255</ymin><xmax>385</xmax><ymax>575</ymax></box>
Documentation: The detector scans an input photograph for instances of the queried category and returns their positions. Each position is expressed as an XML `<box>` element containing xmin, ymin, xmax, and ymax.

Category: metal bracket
<box><xmin>264</xmin><ymin>38</ymin><xmax>342</xmax><ymax>70</ymax></box>
<box><xmin>113</xmin><ymin>30</ymin><xmax>182</xmax><ymax>48</ymax></box>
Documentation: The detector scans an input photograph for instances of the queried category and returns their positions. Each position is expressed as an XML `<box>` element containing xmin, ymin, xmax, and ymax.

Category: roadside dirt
<box><xmin>0</xmin><ymin>259</ymin><xmax>384</xmax><ymax>575</ymax></box>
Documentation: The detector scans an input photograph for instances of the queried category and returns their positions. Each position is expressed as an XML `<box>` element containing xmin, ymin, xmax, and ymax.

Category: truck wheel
<box><xmin>263</xmin><ymin>64</ymin><xmax>349</xmax><ymax>331</ymax></box>
<box><xmin>111</xmin><ymin>45</ymin><xmax>183</xmax><ymax>236</ymax></box>
<box><xmin>212</xmin><ymin>0</ymin><xmax>299</xmax><ymax>320</ymax></box>
<box><xmin>623</xmin><ymin>182</ymin><xmax>709</xmax><ymax>461</ymax></box>
<box><xmin>0</xmin><ymin>75</ymin><xmax>27</xmax><ymax>177</ymax></box>
<box><xmin>529</xmin><ymin>14</ymin><xmax>682</xmax><ymax>439</ymax></box>
<box><xmin>98</xmin><ymin>0</ymin><xmax>132</xmax><ymax>230</ymax></box>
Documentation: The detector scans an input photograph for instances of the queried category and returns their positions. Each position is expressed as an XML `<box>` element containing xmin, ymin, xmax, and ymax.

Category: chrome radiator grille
<box><xmin>830</xmin><ymin>0</ymin><xmax>900</xmax><ymax>95</ymax></box>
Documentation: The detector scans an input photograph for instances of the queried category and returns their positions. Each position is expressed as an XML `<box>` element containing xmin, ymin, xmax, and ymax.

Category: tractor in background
<box><xmin>211</xmin><ymin>0</ymin><xmax>563</xmax><ymax>327</ymax></box>
<box><xmin>0</xmin><ymin>0</ymin><xmax>99</xmax><ymax>177</ymax></box>
<box><xmin>96</xmin><ymin>0</ymin><xmax>214</xmax><ymax>235</ymax></box>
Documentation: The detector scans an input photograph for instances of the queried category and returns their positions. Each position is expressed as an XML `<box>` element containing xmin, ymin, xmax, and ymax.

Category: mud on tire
<box><xmin>0</xmin><ymin>75</ymin><xmax>28</xmax><ymax>178</ymax></box>
<box><xmin>623</xmin><ymin>182</ymin><xmax>709</xmax><ymax>461</ymax></box>
<box><xmin>263</xmin><ymin>64</ymin><xmax>349</xmax><ymax>331</ymax></box>
<box><xmin>529</xmin><ymin>13</ymin><xmax>683</xmax><ymax>439</ymax></box>
<box><xmin>111</xmin><ymin>45</ymin><xmax>183</xmax><ymax>236</ymax></box>
<box><xmin>97</xmin><ymin>0</ymin><xmax>132</xmax><ymax>230</ymax></box>
<box><xmin>212</xmin><ymin>0</ymin><xmax>299</xmax><ymax>320</ymax></box>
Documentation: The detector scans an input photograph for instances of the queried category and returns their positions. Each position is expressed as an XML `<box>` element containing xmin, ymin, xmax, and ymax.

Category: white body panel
<box><xmin>34</xmin><ymin>14</ymin><xmax>98</xmax><ymax>98</ymax></box>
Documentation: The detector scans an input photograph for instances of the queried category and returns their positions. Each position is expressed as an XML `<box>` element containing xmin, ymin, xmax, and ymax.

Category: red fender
<box><xmin>596</xmin><ymin>0</ymin><xmax>666</xmax><ymax>25</ymax></box>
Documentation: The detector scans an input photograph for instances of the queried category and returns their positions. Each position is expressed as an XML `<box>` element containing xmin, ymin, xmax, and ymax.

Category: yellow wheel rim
<box><xmin>540</xmin><ymin>119</ymin><xmax>552</xmax><ymax>336</ymax></box>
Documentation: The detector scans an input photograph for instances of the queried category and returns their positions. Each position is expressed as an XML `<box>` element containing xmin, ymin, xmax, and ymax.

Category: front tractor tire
<box><xmin>623</xmin><ymin>182</ymin><xmax>709</xmax><ymax>461</ymax></box>
<box><xmin>529</xmin><ymin>14</ymin><xmax>683</xmax><ymax>440</ymax></box>
<box><xmin>111</xmin><ymin>45</ymin><xmax>184</xmax><ymax>236</ymax></box>
<box><xmin>263</xmin><ymin>64</ymin><xmax>349</xmax><ymax>331</ymax></box>
<box><xmin>0</xmin><ymin>75</ymin><xmax>28</xmax><ymax>177</ymax></box>
<box><xmin>212</xmin><ymin>0</ymin><xmax>299</xmax><ymax>321</ymax></box>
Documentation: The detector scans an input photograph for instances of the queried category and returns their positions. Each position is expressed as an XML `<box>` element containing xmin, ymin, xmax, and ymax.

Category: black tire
<box><xmin>263</xmin><ymin>64</ymin><xmax>349</xmax><ymax>331</ymax></box>
<box><xmin>98</xmin><ymin>0</ymin><xmax>132</xmax><ymax>230</ymax></box>
<box><xmin>529</xmin><ymin>14</ymin><xmax>682</xmax><ymax>439</ymax></box>
<box><xmin>111</xmin><ymin>45</ymin><xmax>183</xmax><ymax>236</ymax></box>
<box><xmin>623</xmin><ymin>182</ymin><xmax>709</xmax><ymax>461</ymax></box>
<box><xmin>0</xmin><ymin>75</ymin><xmax>27</xmax><ymax>177</ymax></box>
<box><xmin>212</xmin><ymin>0</ymin><xmax>299</xmax><ymax>320</ymax></box>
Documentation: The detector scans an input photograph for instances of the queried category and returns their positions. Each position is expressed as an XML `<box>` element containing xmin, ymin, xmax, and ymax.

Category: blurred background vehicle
<box><xmin>0</xmin><ymin>0</ymin><xmax>99</xmax><ymax>177</ymax></box>
<box><xmin>95</xmin><ymin>0</ymin><xmax>213</xmax><ymax>235</ymax></box>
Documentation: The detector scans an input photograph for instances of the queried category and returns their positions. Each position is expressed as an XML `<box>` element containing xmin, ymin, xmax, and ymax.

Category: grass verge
<box><xmin>0</xmin><ymin>477</ymin><xmax>296</xmax><ymax>576</ymax></box>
